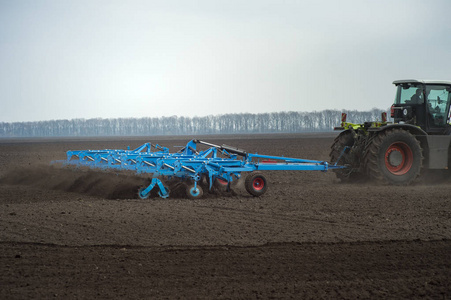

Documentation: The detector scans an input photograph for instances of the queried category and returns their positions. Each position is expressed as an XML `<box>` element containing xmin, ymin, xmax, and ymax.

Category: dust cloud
<box><xmin>0</xmin><ymin>165</ymin><xmax>238</xmax><ymax>199</ymax></box>
<box><xmin>0</xmin><ymin>165</ymin><xmax>148</xmax><ymax>199</ymax></box>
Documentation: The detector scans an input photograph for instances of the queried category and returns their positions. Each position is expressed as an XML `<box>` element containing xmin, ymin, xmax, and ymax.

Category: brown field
<box><xmin>0</xmin><ymin>133</ymin><xmax>450</xmax><ymax>299</ymax></box>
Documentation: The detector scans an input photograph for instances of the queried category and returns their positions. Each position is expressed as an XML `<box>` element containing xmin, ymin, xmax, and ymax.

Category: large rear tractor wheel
<box><xmin>245</xmin><ymin>172</ymin><xmax>268</xmax><ymax>197</ymax></box>
<box><xmin>364</xmin><ymin>129</ymin><xmax>423</xmax><ymax>185</ymax></box>
<box><xmin>329</xmin><ymin>130</ymin><xmax>361</xmax><ymax>182</ymax></box>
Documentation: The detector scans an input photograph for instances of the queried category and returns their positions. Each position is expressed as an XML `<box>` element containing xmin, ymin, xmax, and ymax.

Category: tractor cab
<box><xmin>391</xmin><ymin>80</ymin><xmax>451</xmax><ymax>134</ymax></box>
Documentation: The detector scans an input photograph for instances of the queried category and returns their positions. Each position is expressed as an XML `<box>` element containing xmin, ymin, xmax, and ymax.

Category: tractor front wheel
<box><xmin>364</xmin><ymin>129</ymin><xmax>423</xmax><ymax>185</ymax></box>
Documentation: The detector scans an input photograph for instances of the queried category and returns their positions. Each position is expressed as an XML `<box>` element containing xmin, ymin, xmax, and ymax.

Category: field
<box><xmin>0</xmin><ymin>133</ymin><xmax>450</xmax><ymax>299</ymax></box>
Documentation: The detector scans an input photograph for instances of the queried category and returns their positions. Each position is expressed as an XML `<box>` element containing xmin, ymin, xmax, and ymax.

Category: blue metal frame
<box><xmin>58</xmin><ymin>139</ymin><xmax>346</xmax><ymax>198</ymax></box>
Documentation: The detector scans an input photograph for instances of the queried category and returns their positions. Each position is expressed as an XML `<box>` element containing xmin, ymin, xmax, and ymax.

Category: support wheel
<box><xmin>245</xmin><ymin>172</ymin><xmax>267</xmax><ymax>197</ymax></box>
<box><xmin>211</xmin><ymin>177</ymin><xmax>229</xmax><ymax>191</ymax></box>
<box><xmin>215</xmin><ymin>178</ymin><xmax>229</xmax><ymax>187</ymax></box>
<box><xmin>204</xmin><ymin>175</ymin><xmax>237</xmax><ymax>193</ymax></box>
<box><xmin>158</xmin><ymin>186</ymin><xmax>170</xmax><ymax>199</ymax></box>
<box><xmin>205</xmin><ymin>176</ymin><xmax>228</xmax><ymax>188</ymax></box>
<box><xmin>186</xmin><ymin>184</ymin><xmax>203</xmax><ymax>199</ymax></box>
<box><xmin>137</xmin><ymin>187</ymin><xmax>150</xmax><ymax>200</ymax></box>
<box><xmin>364</xmin><ymin>129</ymin><xmax>423</xmax><ymax>185</ymax></box>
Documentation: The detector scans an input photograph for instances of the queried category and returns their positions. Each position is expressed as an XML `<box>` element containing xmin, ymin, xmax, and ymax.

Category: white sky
<box><xmin>1</xmin><ymin>0</ymin><xmax>451</xmax><ymax>122</ymax></box>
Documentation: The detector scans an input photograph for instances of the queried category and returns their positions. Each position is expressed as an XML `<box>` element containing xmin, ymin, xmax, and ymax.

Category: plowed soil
<box><xmin>0</xmin><ymin>134</ymin><xmax>450</xmax><ymax>299</ymax></box>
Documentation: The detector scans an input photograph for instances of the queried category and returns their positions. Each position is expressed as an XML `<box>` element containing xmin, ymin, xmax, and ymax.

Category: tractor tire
<box><xmin>245</xmin><ymin>172</ymin><xmax>268</xmax><ymax>197</ymax></box>
<box><xmin>329</xmin><ymin>130</ymin><xmax>360</xmax><ymax>182</ymax></box>
<box><xmin>364</xmin><ymin>129</ymin><xmax>423</xmax><ymax>185</ymax></box>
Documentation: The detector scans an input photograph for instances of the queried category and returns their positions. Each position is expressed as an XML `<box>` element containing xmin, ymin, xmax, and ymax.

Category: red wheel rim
<box><xmin>216</xmin><ymin>178</ymin><xmax>228</xmax><ymax>186</ymax></box>
<box><xmin>385</xmin><ymin>142</ymin><xmax>413</xmax><ymax>175</ymax></box>
<box><xmin>253</xmin><ymin>177</ymin><xmax>264</xmax><ymax>191</ymax></box>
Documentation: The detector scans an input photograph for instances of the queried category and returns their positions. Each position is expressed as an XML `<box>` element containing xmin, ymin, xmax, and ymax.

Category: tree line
<box><xmin>0</xmin><ymin>109</ymin><xmax>386</xmax><ymax>137</ymax></box>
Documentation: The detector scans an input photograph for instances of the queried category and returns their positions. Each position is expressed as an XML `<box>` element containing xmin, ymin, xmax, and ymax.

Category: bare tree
<box><xmin>0</xmin><ymin>109</ymin><xmax>387</xmax><ymax>137</ymax></box>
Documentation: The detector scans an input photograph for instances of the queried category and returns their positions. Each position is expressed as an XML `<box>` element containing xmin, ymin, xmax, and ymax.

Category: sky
<box><xmin>1</xmin><ymin>0</ymin><xmax>451</xmax><ymax>122</ymax></box>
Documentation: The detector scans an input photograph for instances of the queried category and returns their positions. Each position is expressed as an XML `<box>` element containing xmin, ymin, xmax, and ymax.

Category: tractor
<box><xmin>330</xmin><ymin>79</ymin><xmax>451</xmax><ymax>185</ymax></box>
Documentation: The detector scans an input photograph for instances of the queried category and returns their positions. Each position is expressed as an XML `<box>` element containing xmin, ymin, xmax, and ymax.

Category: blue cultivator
<box><xmin>60</xmin><ymin>140</ymin><xmax>346</xmax><ymax>199</ymax></box>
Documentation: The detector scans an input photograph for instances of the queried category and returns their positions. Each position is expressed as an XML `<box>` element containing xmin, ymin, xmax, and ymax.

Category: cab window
<box><xmin>425</xmin><ymin>85</ymin><xmax>450</xmax><ymax>127</ymax></box>
<box><xmin>395</xmin><ymin>85</ymin><xmax>423</xmax><ymax>104</ymax></box>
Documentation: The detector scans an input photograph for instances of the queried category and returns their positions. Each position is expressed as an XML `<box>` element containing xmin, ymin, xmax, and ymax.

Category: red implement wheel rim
<box><xmin>216</xmin><ymin>178</ymin><xmax>228</xmax><ymax>186</ymax></box>
<box><xmin>253</xmin><ymin>177</ymin><xmax>265</xmax><ymax>191</ymax></box>
<box><xmin>384</xmin><ymin>142</ymin><xmax>413</xmax><ymax>175</ymax></box>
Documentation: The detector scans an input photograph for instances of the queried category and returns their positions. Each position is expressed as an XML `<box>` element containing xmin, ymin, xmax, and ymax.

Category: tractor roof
<box><xmin>393</xmin><ymin>79</ymin><xmax>451</xmax><ymax>86</ymax></box>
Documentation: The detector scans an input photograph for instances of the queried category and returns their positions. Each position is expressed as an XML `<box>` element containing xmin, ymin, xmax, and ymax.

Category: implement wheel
<box><xmin>215</xmin><ymin>178</ymin><xmax>228</xmax><ymax>187</ymax></box>
<box><xmin>137</xmin><ymin>187</ymin><xmax>150</xmax><ymax>200</ymax></box>
<box><xmin>206</xmin><ymin>176</ymin><xmax>228</xmax><ymax>190</ymax></box>
<box><xmin>364</xmin><ymin>129</ymin><xmax>423</xmax><ymax>185</ymax></box>
<box><xmin>186</xmin><ymin>184</ymin><xmax>203</xmax><ymax>199</ymax></box>
<box><xmin>245</xmin><ymin>172</ymin><xmax>267</xmax><ymax>197</ymax></box>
